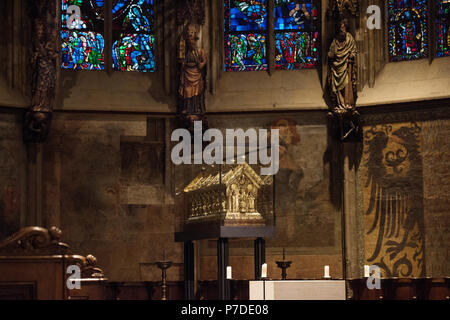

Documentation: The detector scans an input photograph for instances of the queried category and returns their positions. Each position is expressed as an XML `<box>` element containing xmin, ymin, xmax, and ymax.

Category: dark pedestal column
<box><xmin>254</xmin><ymin>237</ymin><xmax>266</xmax><ymax>279</ymax></box>
<box><xmin>184</xmin><ymin>241</ymin><xmax>195</xmax><ymax>300</ymax></box>
<box><xmin>217</xmin><ymin>238</ymin><xmax>230</xmax><ymax>300</ymax></box>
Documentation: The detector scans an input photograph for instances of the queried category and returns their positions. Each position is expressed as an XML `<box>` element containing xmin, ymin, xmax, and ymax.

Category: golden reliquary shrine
<box><xmin>183</xmin><ymin>163</ymin><xmax>274</xmax><ymax>227</ymax></box>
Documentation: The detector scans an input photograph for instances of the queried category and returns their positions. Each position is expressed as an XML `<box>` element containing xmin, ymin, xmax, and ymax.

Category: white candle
<box><xmin>364</xmin><ymin>265</ymin><xmax>370</xmax><ymax>278</ymax></box>
<box><xmin>261</xmin><ymin>263</ymin><xmax>267</xmax><ymax>278</ymax></box>
<box><xmin>324</xmin><ymin>265</ymin><xmax>330</xmax><ymax>278</ymax></box>
<box><xmin>226</xmin><ymin>266</ymin><xmax>232</xmax><ymax>279</ymax></box>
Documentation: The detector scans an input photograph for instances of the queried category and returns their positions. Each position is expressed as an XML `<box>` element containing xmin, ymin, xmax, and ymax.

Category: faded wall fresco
<box><xmin>360</xmin><ymin>108</ymin><xmax>450</xmax><ymax>278</ymax></box>
<box><xmin>0</xmin><ymin>111</ymin><xmax>26</xmax><ymax>239</ymax></box>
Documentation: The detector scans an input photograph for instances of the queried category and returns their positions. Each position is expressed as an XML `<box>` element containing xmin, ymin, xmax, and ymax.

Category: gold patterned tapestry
<box><xmin>362</xmin><ymin>122</ymin><xmax>425</xmax><ymax>278</ymax></box>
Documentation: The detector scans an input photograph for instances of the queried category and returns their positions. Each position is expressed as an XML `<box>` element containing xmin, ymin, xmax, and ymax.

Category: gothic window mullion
<box><xmin>268</xmin><ymin>0</ymin><xmax>275</xmax><ymax>75</ymax></box>
<box><xmin>428</xmin><ymin>0</ymin><xmax>435</xmax><ymax>63</ymax></box>
<box><xmin>105</xmin><ymin>0</ymin><xmax>113</xmax><ymax>74</ymax></box>
<box><xmin>435</xmin><ymin>0</ymin><xmax>450</xmax><ymax>57</ymax></box>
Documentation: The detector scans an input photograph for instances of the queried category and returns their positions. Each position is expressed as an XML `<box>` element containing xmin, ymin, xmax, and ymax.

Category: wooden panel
<box><xmin>0</xmin><ymin>258</ymin><xmax>64</xmax><ymax>300</ymax></box>
<box><xmin>427</xmin><ymin>278</ymin><xmax>450</xmax><ymax>300</ymax></box>
<box><xmin>0</xmin><ymin>282</ymin><xmax>36</xmax><ymax>300</ymax></box>
<box><xmin>349</xmin><ymin>278</ymin><xmax>450</xmax><ymax>300</ymax></box>
<box><xmin>106</xmin><ymin>281</ymin><xmax>183</xmax><ymax>300</ymax></box>
<box><xmin>197</xmin><ymin>280</ymin><xmax>249</xmax><ymax>300</ymax></box>
<box><xmin>67</xmin><ymin>280</ymin><xmax>108</xmax><ymax>300</ymax></box>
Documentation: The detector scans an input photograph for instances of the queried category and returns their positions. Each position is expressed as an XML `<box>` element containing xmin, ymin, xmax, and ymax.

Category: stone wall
<box><xmin>0</xmin><ymin>110</ymin><xmax>26</xmax><ymax>239</ymax></box>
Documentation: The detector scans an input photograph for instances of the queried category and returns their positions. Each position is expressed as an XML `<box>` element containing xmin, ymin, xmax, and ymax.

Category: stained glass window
<box><xmin>388</xmin><ymin>0</ymin><xmax>428</xmax><ymax>61</ymax></box>
<box><xmin>61</xmin><ymin>0</ymin><xmax>105</xmax><ymax>70</ymax></box>
<box><xmin>112</xmin><ymin>0</ymin><xmax>156</xmax><ymax>72</ymax></box>
<box><xmin>61</xmin><ymin>0</ymin><xmax>156</xmax><ymax>72</ymax></box>
<box><xmin>436</xmin><ymin>0</ymin><xmax>450</xmax><ymax>57</ymax></box>
<box><xmin>274</xmin><ymin>0</ymin><xmax>319</xmax><ymax>69</ymax></box>
<box><xmin>224</xmin><ymin>0</ymin><xmax>268</xmax><ymax>71</ymax></box>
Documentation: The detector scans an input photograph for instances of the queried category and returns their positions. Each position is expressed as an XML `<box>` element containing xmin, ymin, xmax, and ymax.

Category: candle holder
<box><xmin>276</xmin><ymin>248</ymin><xmax>292</xmax><ymax>280</ymax></box>
<box><xmin>155</xmin><ymin>260</ymin><xmax>173</xmax><ymax>300</ymax></box>
<box><xmin>276</xmin><ymin>260</ymin><xmax>293</xmax><ymax>280</ymax></box>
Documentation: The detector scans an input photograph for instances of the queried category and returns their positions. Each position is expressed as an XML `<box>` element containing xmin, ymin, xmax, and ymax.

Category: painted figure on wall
<box><xmin>326</xmin><ymin>18</ymin><xmax>359</xmax><ymax>141</ymax></box>
<box><xmin>271</xmin><ymin>119</ymin><xmax>303</xmax><ymax>202</ymax></box>
<box><xmin>363</xmin><ymin>123</ymin><xmax>425</xmax><ymax>277</ymax></box>
<box><xmin>266</xmin><ymin>118</ymin><xmax>339</xmax><ymax>248</ymax></box>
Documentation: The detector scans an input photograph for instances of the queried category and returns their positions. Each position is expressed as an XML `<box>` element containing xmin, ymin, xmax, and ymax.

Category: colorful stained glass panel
<box><xmin>113</xmin><ymin>34</ymin><xmax>155</xmax><ymax>72</ymax></box>
<box><xmin>112</xmin><ymin>0</ymin><xmax>154</xmax><ymax>33</ymax></box>
<box><xmin>274</xmin><ymin>0</ymin><xmax>317</xmax><ymax>31</ymax></box>
<box><xmin>61</xmin><ymin>0</ymin><xmax>104</xmax><ymax>70</ymax></box>
<box><xmin>436</xmin><ymin>0</ymin><xmax>450</xmax><ymax>57</ymax></box>
<box><xmin>225</xmin><ymin>0</ymin><xmax>267</xmax><ymax>32</ymax></box>
<box><xmin>225</xmin><ymin>33</ymin><xmax>267</xmax><ymax>71</ymax></box>
<box><xmin>61</xmin><ymin>31</ymin><xmax>105</xmax><ymax>70</ymax></box>
<box><xmin>275</xmin><ymin>31</ymin><xmax>318</xmax><ymax>70</ymax></box>
<box><xmin>61</xmin><ymin>0</ymin><xmax>104</xmax><ymax>30</ymax></box>
<box><xmin>112</xmin><ymin>1</ymin><xmax>156</xmax><ymax>72</ymax></box>
<box><xmin>388</xmin><ymin>0</ymin><xmax>428</xmax><ymax>61</ymax></box>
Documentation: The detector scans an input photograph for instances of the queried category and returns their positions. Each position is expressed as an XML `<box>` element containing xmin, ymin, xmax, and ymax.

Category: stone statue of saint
<box><xmin>25</xmin><ymin>3</ymin><xmax>59</xmax><ymax>143</ymax></box>
<box><xmin>327</xmin><ymin>18</ymin><xmax>357</xmax><ymax>113</ymax></box>
<box><xmin>327</xmin><ymin>18</ymin><xmax>360</xmax><ymax>141</ymax></box>
<box><xmin>178</xmin><ymin>23</ymin><xmax>207</xmax><ymax>133</ymax></box>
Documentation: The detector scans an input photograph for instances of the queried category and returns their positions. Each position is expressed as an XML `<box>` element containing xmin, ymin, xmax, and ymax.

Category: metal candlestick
<box><xmin>156</xmin><ymin>260</ymin><xmax>173</xmax><ymax>300</ymax></box>
<box><xmin>276</xmin><ymin>248</ymin><xmax>292</xmax><ymax>280</ymax></box>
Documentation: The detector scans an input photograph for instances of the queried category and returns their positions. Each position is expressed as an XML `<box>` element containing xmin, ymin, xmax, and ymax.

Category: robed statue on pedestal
<box><xmin>326</xmin><ymin>18</ymin><xmax>360</xmax><ymax>141</ymax></box>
